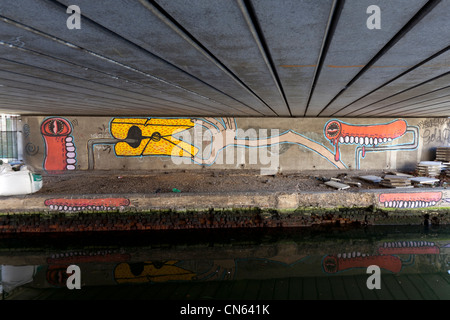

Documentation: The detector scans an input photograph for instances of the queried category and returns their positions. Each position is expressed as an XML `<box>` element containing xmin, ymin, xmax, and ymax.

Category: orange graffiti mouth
<box><xmin>324</xmin><ymin>119</ymin><xmax>407</xmax><ymax>161</ymax></box>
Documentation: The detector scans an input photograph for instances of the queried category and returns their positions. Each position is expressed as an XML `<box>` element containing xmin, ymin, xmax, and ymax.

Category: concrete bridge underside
<box><xmin>0</xmin><ymin>0</ymin><xmax>449</xmax><ymax>118</ymax></box>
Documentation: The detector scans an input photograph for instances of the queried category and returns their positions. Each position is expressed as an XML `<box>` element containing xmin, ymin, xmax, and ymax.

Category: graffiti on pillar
<box><xmin>40</xmin><ymin>117</ymin><xmax>77</xmax><ymax>171</ymax></box>
<box><xmin>324</xmin><ymin>119</ymin><xmax>418</xmax><ymax>169</ymax></box>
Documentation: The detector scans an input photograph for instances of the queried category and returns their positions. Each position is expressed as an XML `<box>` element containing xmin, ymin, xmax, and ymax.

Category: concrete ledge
<box><xmin>0</xmin><ymin>189</ymin><xmax>379</xmax><ymax>213</ymax></box>
<box><xmin>1</xmin><ymin>187</ymin><xmax>449</xmax><ymax>212</ymax></box>
<box><xmin>1</xmin><ymin>188</ymin><xmax>450</xmax><ymax>233</ymax></box>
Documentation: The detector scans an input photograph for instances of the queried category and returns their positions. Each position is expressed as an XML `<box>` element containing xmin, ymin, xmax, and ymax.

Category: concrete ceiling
<box><xmin>0</xmin><ymin>0</ymin><xmax>449</xmax><ymax>117</ymax></box>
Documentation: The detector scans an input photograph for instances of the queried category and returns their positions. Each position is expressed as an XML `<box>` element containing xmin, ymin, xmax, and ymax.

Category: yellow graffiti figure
<box><xmin>110</xmin><ymin>118</ymin><xmax>198</xmax><ymax>157</ymax></box>
<box><xmin>114</xmin><ymin>260</ymin><xmax>197</xmax><ymax>284</ymax></box>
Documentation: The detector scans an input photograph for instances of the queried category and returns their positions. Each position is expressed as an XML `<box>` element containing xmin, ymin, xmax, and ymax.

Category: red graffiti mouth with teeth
<box><xmin>322</xmin><ymin>252</ymin><xmax>402</xmax><ymax>273</ymax></box>
<box><xmin>324</xmin><ymin>119</ymin><xmax>407</xmax><ymax>161</ymax></box>
<box><xmin>379</xmin><ymin>192</ymin><xmax>442</xmax><ymax>209</ymax></box>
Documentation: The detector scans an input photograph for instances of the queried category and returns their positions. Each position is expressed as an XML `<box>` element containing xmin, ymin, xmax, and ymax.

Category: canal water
<box><xmin>1</xmin><ymin>225</ymin><xmax>449</xmax><ymax>302</ymax></box>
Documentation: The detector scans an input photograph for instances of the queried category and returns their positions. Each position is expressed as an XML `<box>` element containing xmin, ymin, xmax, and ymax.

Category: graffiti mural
<box><xmin>81</xmin><ymin>116</ymin><xmax>421</xmax><ymax>170</ymax></box>
<box><xmin>40</xmin><ymin>117</ymin><xmax>77</xmax><ymax>171</ymax></box>
<box><xmin>44</xmin><ymin>198</ymin><xmax>130</xmax><ymax>212</ymax></box>
<box><xmin>191</xmin><ymin>118</ymin><xmax>345</xmax><ymax>168</ymax></box>
<box><xmin>324</xmin><ymin>119</ymin><xmax>418</xmax><ymax>169</ymax></box>
<box><xmin>110</xmin><ymin>118</ymin><xmax>198</xmax><ymax>158</ymax></box>
<box><xmin>86</xmin><ymin>117</ymin><xmax>348</xmax><ymax>169</ymax></box>
<box><xmin>34</xmin><ymin>115</ymin><xmax>428</xmax><ymax>171</ymax></box>
<box><xmin>379</xmin><ymin>192</ymin><xmax>443</xmax><ymax>209</ymax></box>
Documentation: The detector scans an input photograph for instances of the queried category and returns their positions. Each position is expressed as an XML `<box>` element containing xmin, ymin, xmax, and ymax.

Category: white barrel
<box><xmin>0</xmin><ymin>171</ymin><xmax>43</xmax><ymax>196</ymax></box>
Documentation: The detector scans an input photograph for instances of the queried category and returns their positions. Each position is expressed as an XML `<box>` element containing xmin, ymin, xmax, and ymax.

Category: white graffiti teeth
<box><xmin>382</xmin><ymin>241</ymin><xmax>435</xmax><ymax>248</ymax></box>
<box><xmin>49</xmin><ymin>249</ymin><xmax>119</xmax><ymax>259</ymax></box>
<box><xmin>48</xmin><ymin>205</ymin><xmax>116</xmax><ymax>212</ymax></box>
<box><xmin>337</xmin><ymin>251</ymin><xmax>369</xmax><ymax>259</ymax></box>
<box><xmin>339</xmin><ymin>136</ymin><xmax>392</xmax><ymax>146</ymax></box>
<box><xmin>65</xmin><ymin>136</ymin><xmax>76</xmax><ymax>170</ymax></box>
<box><xmin>383</xmin><ymin>200</ymin><xmax>436</xmax><ymax>208</ymax></box>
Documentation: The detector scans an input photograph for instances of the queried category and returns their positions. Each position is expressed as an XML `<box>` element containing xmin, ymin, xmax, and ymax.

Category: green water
<box><xmin>1</xmin><ymin>225</ymin><xmax>449</xmax><ymax>300</ymax></box>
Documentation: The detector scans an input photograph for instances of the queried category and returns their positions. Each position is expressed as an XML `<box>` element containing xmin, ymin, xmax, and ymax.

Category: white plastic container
<box><xmin>0</xmin><ymin>165</ymin><xmax>43</xmax><ymax>196</ymax></box>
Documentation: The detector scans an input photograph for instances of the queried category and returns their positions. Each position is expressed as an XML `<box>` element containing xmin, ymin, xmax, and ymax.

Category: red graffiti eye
<box><xmin>41</xmin><ymin>118</ymin><xmax>72</xmax><ymax>136</ymax></box>
<box><xmin>46</xmin><ymin>265</ymin><xmax>69</xmax><ymax>286</ymax></box>
<box><xmin>325</xmin><ymin>121</ymin><xmax>341</xmax><ymax>140</ymax></box>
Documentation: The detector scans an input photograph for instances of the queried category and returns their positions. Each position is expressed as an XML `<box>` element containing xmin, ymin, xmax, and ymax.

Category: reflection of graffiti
<box><xmin>114</xmin><ymin>260</ymin><xmax>197</xmax><ymax>284</ymax></box>
<box><xmin>378</xmin><ymin>241</ymin><xmax>439</xmax><ymax>255</ymax></box>
<box><xmin>40</xmin><ymin>117</ymin><xmax>77</xmax><ymax>171</ymax></box>
<box><xmin>113</xmin><ymin>259</ymin><xmax>238</xmax><ymax>284</ymax></box>
<box><xmin>46</xmin><ymin>265</ymin><xmax>69</xmax><ymax>287</ymax></box>
<box><xmin>324</xmin><ymin>119</ymin><xmax>418</xmax><ymax>169</ymax></box>
<box><xmin>44</xmin><ymin>198</ymin><xmax>130</xmax><ymax>212</ymax></box>
<box><xmin>47</xmin><ymin>250</ymin><xmax>131</xmax><ymax>265</ymax></box>
<box><xmin>379</xmin><ymin>192</ymin><xmax>442</xmax><ymax>209</ymax></box>
<box><xmin>46</xmin><ymin>250</ymin><xmax>131</xmax><ymax>287</ymax></box>
<box><xmin>322</xmin><ymin>240</ymin><xmax>442</xmax><ymax>275</ymax></box>
<box><xmin>322</xmin><ymin>253</ymin><xmax>402</xmax><ymax>274</ymax></box>
<box><xmin>194</xmin><ymin>260</ymin><xmax>236</xmax><ymax>281</ymax></box>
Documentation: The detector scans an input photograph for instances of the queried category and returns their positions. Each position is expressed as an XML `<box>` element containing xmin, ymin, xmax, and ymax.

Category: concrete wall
<box><xmin>20</xmin><ymin>116</ymin><xmax>450</xmax><ymax>173</ymax></box>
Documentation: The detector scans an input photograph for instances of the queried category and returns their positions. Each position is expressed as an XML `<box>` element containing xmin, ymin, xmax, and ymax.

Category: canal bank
<box><xmin>1</xmin><ymin>186</ymin><xmax>450</xmax><ymax>233</ymax></box>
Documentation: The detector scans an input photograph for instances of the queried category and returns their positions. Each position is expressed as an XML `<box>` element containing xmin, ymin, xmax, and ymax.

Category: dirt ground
<box><xmin>34</xmin><ymin>169</ymin><xmax>424</xmax><ymax>195</ymax></box>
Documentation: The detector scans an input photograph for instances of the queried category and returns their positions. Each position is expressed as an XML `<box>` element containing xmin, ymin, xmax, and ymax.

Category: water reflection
<box><xmin>1</xmin><ymin>225</ymin><xmax>449</xmax><ymax>300</ymax></box>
